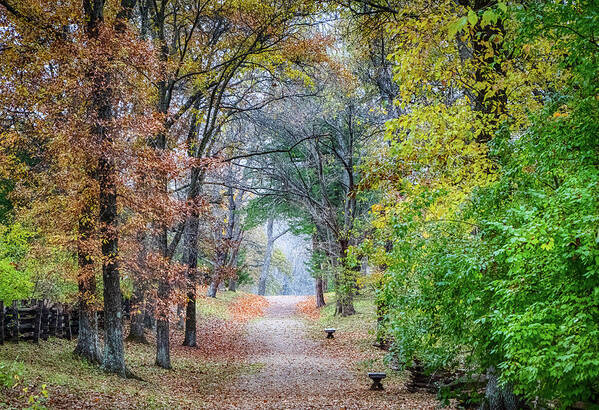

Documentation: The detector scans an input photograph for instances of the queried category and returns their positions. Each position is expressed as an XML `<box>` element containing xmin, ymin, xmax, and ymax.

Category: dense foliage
<box><xmin>361</xmin><ymin>1</ymin><xmax>599</xmax><ymax>406</ymax></box>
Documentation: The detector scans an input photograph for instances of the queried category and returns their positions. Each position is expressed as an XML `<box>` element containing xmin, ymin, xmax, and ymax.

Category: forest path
<box><xmin>211</xmin><ymin>295</ymin><xmax>438</xmax><ymax>409</ymax></box>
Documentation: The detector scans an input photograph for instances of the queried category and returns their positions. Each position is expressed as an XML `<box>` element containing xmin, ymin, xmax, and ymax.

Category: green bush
<box><xmin>0</xmin><ymin>223</ymin><xmax>34</xmax><ymax>303</ymax></box>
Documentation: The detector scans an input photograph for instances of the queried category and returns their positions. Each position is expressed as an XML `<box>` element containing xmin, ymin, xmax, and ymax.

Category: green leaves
<box><xmin>448</xmin><ymin>3</ymin><xmax>506</xmax><ymax>39</ymax></box>
<box><xmin>448</xmin><ymin>16</ymin><xmax>468</xmax><ymax>39</ymax></box>
<box><xmin>368</xmin><ymin>1</ymin><xmax>599</xmax><ymax>406</ymax></box>
<box><xmin>467</xmin><ymin>10</ymin><xmax>478</xmax><ymax>26</ymax></box>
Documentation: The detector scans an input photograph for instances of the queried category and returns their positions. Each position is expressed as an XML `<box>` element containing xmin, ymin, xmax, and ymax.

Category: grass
<box><xmin>0</xmin><ymin>289</ymin><xmax>265</xmax><ymax>409</ymax></box>
<box><xmin>196</xmin><ymin>288</ymin><xmax>246</xmax><ymax>320</ymax></box>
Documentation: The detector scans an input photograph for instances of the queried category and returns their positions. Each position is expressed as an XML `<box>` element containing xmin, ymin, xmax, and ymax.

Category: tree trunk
<box><xmin>335</xmin><ymin>239</ymin><xmax>356</xmax><ymax>317</ymax></box>
<box><xmin>176</xmin><ymin>304</ymin><xmax>184</xmax><ymax>329</ymax></box>
<box><xmin>469</xmin><ymin>5</ymin><xmax>507</xmax><ymax>145</ymax></box>
<box><xmin>315</xmin><ymin>277</ymin><xmax>325</xmax><ymax>308</ymax></box>
<box><xmin>155</xmin><ymin>227</ymin><xmax>171</xmax><ymax>369</ymax></box>
<box><xmin>207</xmin><ymin>277</ymin><xmax>220</xmax><ymax>298</ymax></box>
<box><xmin>82</xmin><ymin>0</ymin><xmax>128</xmax><ymax>376</ymax></box>
<box><xmin>151</xmin><ymin>4</ymin><xmax>172</xmax><ymax>370</ymax></box>
<box><xmin>74</xmin><ymin>205</ymin><xmax>102</xmax><ymax>363</ymax></box>
<box><xmin>312</xmin><ymin>232</ymin><xmax>326</xmax><ymax>308</ymax></box>
<box><xmin>182</xmin><ymin>167</ymin><xmax>201</xmax><ymax>346</ymax></box>
<box><xmin>335</xmin><ymin>292</ymin><xmax>356</xmax><ymax>317</ymax></box>
<box><xmin>144</xmin><ymin>302</ymin><xmax>155</xmax><ymax>330</ymax></box>
<box><xmin>127</xmin><ymin>292</ymin><xmax>147</xmax><ymax>344</ymax></box>
<box><xmin>257</xmin><ymin>217</ymin><xmax>274</xmax><ymax>296</ymax></box>
<box><xmin>228</xmin><ymin>279</ymin><xmax>237</xmax><ymax>292</ymax></box>
<box><xmin>127</xmin><ymin>231</ymin><xmax>148</xmax><ymax>343</ymax></box>
<box><xmin>481</xmin><ymin>367</ymin><xmax>522</xmax><ymax>410</ymax></box>
<box><xmin>99</xmin><ymin>150</ymin><xmax>125</xmax><ymax>375</ymax></box>
<box><xmin>183</xmin><ymin>289</ymin><xmax>197</xmax><ymax>346</ymax></box>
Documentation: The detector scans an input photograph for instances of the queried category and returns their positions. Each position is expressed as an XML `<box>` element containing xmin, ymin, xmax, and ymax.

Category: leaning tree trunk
<box><xmin>257</xmin><ymin>217</ymin><xmax>275</xmax><ymax>296</ymax></box>
<box><xmin>74</xmin><ymin>205</ymin><xmax>101</xmax><ymax>363</ymax></box>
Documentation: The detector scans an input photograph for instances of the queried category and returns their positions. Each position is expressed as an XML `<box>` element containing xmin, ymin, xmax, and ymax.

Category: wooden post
<box><xmin>56</xmin><ymin>304</ymin><xmax>63</xmax><ymax>338</ymax></box>
<box><xmin>49</xmin><ymin>303</ymin><xmax>57</xmax><ymax>337</ymax></box>
<box><xmin>41</xmin><ymin>300</ymin><xmax>49</xmax><ymax>341</ymax></box>
<box><xmin>33</xmin><ymin>300</ymin><xmax>42</xmax><ymax>343</ymax></box>
<box><xmin>0</xmin><ymin>301</ymin><xmax>4</xmax><ymax>345</ymax></box>
<box><xmin>64</xmin><ymin>305</ymin><xmax>72</xmax><ymax>340</ymax></box>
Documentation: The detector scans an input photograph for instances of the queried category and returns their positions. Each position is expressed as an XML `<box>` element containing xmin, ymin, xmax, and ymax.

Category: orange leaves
<box><xmin>228</xmin><ymin>294</ymin><xmax>269</xmax><ymax>322</ymax></box>
<box><xmin>296</xmin><ymin>296</ymin><xmax>320</xmax><ymax>319</ymax></box>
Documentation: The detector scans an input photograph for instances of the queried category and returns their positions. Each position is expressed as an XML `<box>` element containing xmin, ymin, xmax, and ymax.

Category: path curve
<box><xmin>213</xmin><ymin>295</ymin><xmax>438</xmax><ymax>409</ymax></box>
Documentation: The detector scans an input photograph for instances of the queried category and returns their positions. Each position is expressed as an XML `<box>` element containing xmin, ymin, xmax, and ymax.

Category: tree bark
<box><xmin>461</xmin><ymin>0</ymin><xmax>507</xmax><ymax>145</ymax></box>
<box><xmin>155</xmin><ymin>222</ymin><xmax>171</xmax><ymax>368</ymax></box>
<box><xmin>228</xmin><ymin>279</ymin><xmax>237</xmax><ymax>292</ymax></box>
<box><xmin>155</xmin><ymin>252</ymin><xmax>171</xmax><ymax>368</ymax></box>
<box><xmin>74</xmin><ymin>205</ymin><xmax>101</xmax><ymax>363</ymax></box>
<box><xmin>152</xmin><ymin>4</ymin><xmax>172</xmax><ymax>369</ymax></box>
<box><xmin>482</xmin><ymin>367</ymin><xmax>521</xmax><ymax>410</ymax></box>
<box><xmin>127</xmin><ymin>290</ymin><xmax>147</xmax><ymax>343</ymax></box>
<box><xmin>82</xmin><ymin>0</ymin><xmax>128</xmax><ymax>377</ymax></box>
<box><xmin>99</xmin><ymin>133</ymin><xmax>125</xmax><ymax>375</ymax></box>
<box><xmin>127</xmin><ymin>280</ymin><xmax>147</xmax><ymax>342</ymax></box>
<box><xmin>182</xmin><ymin>167</ymin><xmax>201</xmax><ymax>346</ymax></box>
<box><xmin>335</xmin><ymin>239</ymin><xmax>356</xmax><ymax>317</ymax></box>
<box><xmin>315</xmin><ymin>277</ymin><xmax>325</xmax><ymax>308</ymax></box>
<box><xmin>127</xmin><ymin>231</ymin><xmax>148</xmax><ymax>343</ymax></box>
<box><xmin>207</xmin><ymin>278</ymin><xmax>220</xmax><ymax>298</ymax></box>
<box><xmin>312</xmin><ymin>232</ymin><xmax>326</xmax><ymax>308</ymax></box>
<box><xmin>257</xmin><ymin>217</ymin><xmax>275</xmax><ymax>296</ymax></box>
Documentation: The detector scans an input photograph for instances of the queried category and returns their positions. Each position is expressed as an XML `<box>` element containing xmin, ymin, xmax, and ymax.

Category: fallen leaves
<box><xmin>228</xmin><ymin>294</ymin><xmax>269</xmax><ymax>322</ymax></box>
<box><xmin>296</xmin><ymin>296</ymin><xmax>320</xmax><ymax>319</ymax></box>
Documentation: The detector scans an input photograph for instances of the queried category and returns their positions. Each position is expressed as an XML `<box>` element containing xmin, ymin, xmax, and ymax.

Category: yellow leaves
<box><xmin>540</xmin><ymin>238</ymin><xmax>554</xmax><ymax>251</ymax></box>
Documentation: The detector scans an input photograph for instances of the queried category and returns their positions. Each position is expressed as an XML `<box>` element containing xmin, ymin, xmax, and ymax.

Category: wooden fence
<box><xmin>0</xmin><ymin>300</ymin><xmax>79</xmax><ymax>345</ymax></box>
<box><xmin>0</xmin><ymin>299</ymin><xmax>131</xmax><ymax>345</ymax></box>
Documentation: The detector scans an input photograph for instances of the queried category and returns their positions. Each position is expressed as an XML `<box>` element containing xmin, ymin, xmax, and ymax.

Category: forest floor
<box><xmin>213</xmin><ymin>295</ymin><xmax>441</xmax><ymax>409</ymax></box>
<box><xmin>0</xmin><ymin>292</ymin><xmax>444</xmax><ymax>409</ymax></box>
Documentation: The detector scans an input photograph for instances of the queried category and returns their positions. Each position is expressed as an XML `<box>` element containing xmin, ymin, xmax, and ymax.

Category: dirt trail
<box><xmin>211</xmin><ymin>295</ymin><xmax>438</xmax><ymax>409</ymax></box>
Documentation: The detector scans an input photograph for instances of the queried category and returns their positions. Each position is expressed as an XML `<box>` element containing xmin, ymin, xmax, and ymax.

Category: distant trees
<box><xmin>234</xmin><ymin>66</ymin><xmax>383</xmax><ymax>315</ymax></box>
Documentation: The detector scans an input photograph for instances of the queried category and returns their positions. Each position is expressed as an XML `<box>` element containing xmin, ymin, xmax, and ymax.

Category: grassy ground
<box><xmin>301</xmin><ymin>292</ymin><xmax>409</xmax><ymax>387</ymax></box>
<box><xmin>196</xmin><ymin>289</ymin><xmax>241</xmax><ymax>320</ymax></box>
<box><xmin>0</xmin><ymin>290</ymin><xmax>266</xmax><ymax>409</ymax></box>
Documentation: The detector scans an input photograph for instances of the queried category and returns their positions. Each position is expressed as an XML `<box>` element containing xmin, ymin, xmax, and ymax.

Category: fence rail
<box><xmin>0</xmin><ymin>299</ymin><xmax>131</xmax><ymax>345</ymax></box>
<box><xmin>0</xmin><ymin>300</ymin><xmax>79</xmax><ymax>344</ymax></box>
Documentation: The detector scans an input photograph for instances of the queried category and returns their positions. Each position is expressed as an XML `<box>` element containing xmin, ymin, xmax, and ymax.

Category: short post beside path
<box><xmin>368</xmin><ymin>372</ymin><xmax>386</xmax><ymax>391</ymax></box>
<box><xmin>324</xmin><ymin>328</ymin><xmax>336</xmax><ymax>339</ymax></box>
